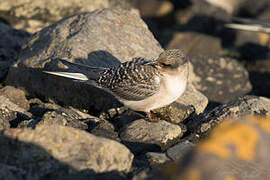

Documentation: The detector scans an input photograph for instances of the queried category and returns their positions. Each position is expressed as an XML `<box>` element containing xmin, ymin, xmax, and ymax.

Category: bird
<box><xmin>44</xmin><ymin>49</ymin><xmax>189</xmax><ymax>122</ymax></box>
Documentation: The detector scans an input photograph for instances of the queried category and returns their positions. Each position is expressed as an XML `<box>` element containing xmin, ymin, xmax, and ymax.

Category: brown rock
<box><xmin>0</xmin><ymin>0</ymin><xmax>137</xmax><ymax>33</ymax></box>
<box><xmin>0</xmin><ymin>125</ymin><xmax>134</xmax><ymax>179</ymax></box>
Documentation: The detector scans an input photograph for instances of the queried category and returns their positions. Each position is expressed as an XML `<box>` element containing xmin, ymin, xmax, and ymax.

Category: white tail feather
<box><xmin>44</xmin><ymin>71</ymin><xmax>89</xmax><ymax>81</ymax></box>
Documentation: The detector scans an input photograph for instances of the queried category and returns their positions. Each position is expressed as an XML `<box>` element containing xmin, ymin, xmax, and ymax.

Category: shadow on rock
<box><xmin>0</xmin><ymin>134</ymin><xmax>127</xmax><ymax>180</ymax></box>
<box><xmin>6</xmin><ymin>50</ymin><xmax>123</xmax><ymax>116</ymax></box>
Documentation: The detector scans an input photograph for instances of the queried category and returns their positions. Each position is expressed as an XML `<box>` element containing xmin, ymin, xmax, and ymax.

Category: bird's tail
<box><xmin>226</xmin><ymin>17</ymin><xmax>270</xmax><ymax>33</ymax></box>
<box><xmin>44</xmin><ymin>59</ymin><xmax>109</xmax><ymax>83</ymax></box>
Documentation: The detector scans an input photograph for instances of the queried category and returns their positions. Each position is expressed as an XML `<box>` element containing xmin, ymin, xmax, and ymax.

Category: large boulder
<box><xmin>7</xmin><ymin>9</ymin><xmax>163</xmax><ymax>113</ymax></box>
<box><xmin>0</xmin><ymin>125</ymin><xmax>134</xmax><ymax>179</ymax></box>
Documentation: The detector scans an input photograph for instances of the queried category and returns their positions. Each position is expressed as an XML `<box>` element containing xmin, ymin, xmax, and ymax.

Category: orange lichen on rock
<box><xmin>198</xmin><ymin>118</ymin><xmax>259</xmax><ymax>161</ymax></box>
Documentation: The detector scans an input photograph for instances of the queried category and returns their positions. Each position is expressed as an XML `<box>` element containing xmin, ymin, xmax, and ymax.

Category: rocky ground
<box><xmin>0</xmin><ymin>0</ymin><xmax>270</xmax><ymax>180</ymax></box>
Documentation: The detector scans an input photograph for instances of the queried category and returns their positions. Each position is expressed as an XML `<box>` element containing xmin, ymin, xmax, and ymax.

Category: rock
<box><xmin>27</xmin><ymin>108</ymin><xmax>89</xmax><ymax>130</ymax></box>
<box><xmin>188</xmin><ymin>56</ymin><xmax>252</xmax><ymax>104</ymax></box>
<box><xmin>120</xmin><ymin>119</ymin><xmax>184</xmax><ymax>153</ymax></box>
<box><xmin>166</xmin><ymin>140</ymin><xmax>195</xmax><ymax>161</ymax></box>
<box><xmin>0</xmin><ymin>164</ymin><xmax>24</xmax><ymax>180</ymax></box>
<box><xmin>90</xmin><ymin>120</ymin><xmax>120</xmax><ymax>141</ymax></box>
<box><xmin>131</xmin><ymin>0</ymin><xmax>173</xmax><ymax>18</ymax></box>
<box><xmin>0</xmin><ymin>0</ymin><xmax>137</xmax><ymax>33</ymax></box>
<box><xmin>0</xmin><ymin>125</ymin><xmax>134</xmax><ymax>179</ymax></box>
<box><xmin>0</xmin><ymin>95</ymin><xmax>31</xmax><ymax>129</ymax></box>
<box><xmin>7</xmin><ymin>9</ymin><xmax>163</xmax><ymax>113</ymax></box>
<box><xmin>197</xmin><ymin>95</ymin><xmax>270</xmax><ymax>137</ymax></box>
<box><xmin>167</xmin><ymin>32</ymin><xmax>223</xmax><ymax>56</ymax></box>
<box><xmin>153</xmin><ymin>115</ymin><xmax>270</xmax><ymax>180</ymax></box>
<box><xmin>0</xmin><ymin>86</ymin><xmax>30</xmax><ymax>110</ymax></box>
<box><xmin>146</xmin><ymin>152</ymin><xmax>170</xmax><ymax>167</ymax></box>
<box><xmin>0</xmin><ymin>22</ymin><xmax>31</xmax><ymax>80</ymax></box>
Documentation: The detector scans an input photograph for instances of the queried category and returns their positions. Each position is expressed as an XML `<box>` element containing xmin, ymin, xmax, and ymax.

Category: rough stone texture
<box><xmin>167</xmin><ymin>32</ymin><xmax>223</xmax><ymax>56</ymax></box>
<box><xmin>166</xmin><ymin>140</ymin><xmax>195</xmax><ymax>161</ymax></box>
<box><xmin>196</xmin><ymin>95</ymin><xmax>270</xmax><ymax>137</ymax></box>
<box><xmin>90</xmin><ymin>120</ymin><xmax>120</xmax><ymax>141</ymax></box>
<box><xmin>0</xmin><ymin>95</ymin><xmax>31</xmax><ymax>119</ymax></box>
<box><xmin>27</xmin><ymin>108</ymin><xmax>88</xmax><ymax>130</ymax></box>
<box><xmin>188</xmin><ymin>55</ymin><xmax>252</xmax><ymax>104</ymax></box>
<box><xmin>0</xmin><ymin>125</ymin><xmax>134</xmax><ymax>179</ymax></box>
<box><xmin>0</xmin><ymin>86</ymin><xmax>30</xmax><ymax>110</ymax></box>
<box><xmin>6</xmin><ymin>9</ymin><xmax>163</xmax><ymax>113</ymax></box>
<box><xmin>120</xmin><ymin>119</ymin><xmax>184</xmax><ymax>152</ymax></box>
<box><xmin>0</xmin><ymin>22</ymin><xmax>31</xmax><ymax>80</ymax></box>
<box><xmin>146</xmin><ymin>152</ymin><xmax>170</xmax><ymax>167</ymax></box>
<box><xmin>153</xmin><ymin>115</ymin><xmax>270</xmax><ymax>180</ymax></box>
<box><xmin>0</xmin><ymin>0</ymin><xmax>137</xmax><ymax>33</ymax></box>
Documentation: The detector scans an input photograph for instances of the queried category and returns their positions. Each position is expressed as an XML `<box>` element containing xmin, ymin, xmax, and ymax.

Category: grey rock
<box><xmin>166</xmin><ymin>140</ymin><xmax>195</xmax><ymax>161</ymax></box>
<box><xmin>0</xmin><ymin>86</ymin><xmax>30</xmax><ymax>110</ymax></box>
<box><xmin>27</xmin><ymin>108</ymin><xmax>88</xmax><ymax>130</ymax></box>
<box><xmin>0</xmin><ymin>164</ymin><xmax>25</xmax><ymax>180</ymax></box>
<box><xmin>90</xmin><ymin>120</ymin><xmax>120</xmax><ymax>141</ymax></box>
<box><xmin>0</xmin><ymin>22</ymin><xmax>30</xmax><ymax>80</ymax></box>
<box><xmin>0</xmin><ymin>125</ymin><xmax>134</xmax><ymax>179</ymax></box>
<box><xmin>0</xmin><ymin>0</ymin><xmax>137</xmax><ymax>33</ymax></box>
<box><xmin>197</xmin><ymin>95</ymin><xmax>270</xmax><ymax>136</ymax></box>
<box><xmin>189</xmin><ymin>56</ymin><xmax>252</xmax><ymax>104</ymax></box>
<box><xmin>167</xmin><ymin>32</ymin><xmax>222</xmax><ymax>56</ymax></box>
<box><xmin>0</xmin><ymin>95</ymin><xmax>31</xmax><ymax>129</ymax></box>
<box><xmin>120</xmin><ymin>119</ymin><xmax>184</xmax><ymax>152</ymax></box>
<box><xmin>146</xmin><ymin>152</ymin><xmax>170</xmax><ymax>167</ymax></box>
<box><xmin>7</xmin><ymin>9</ymin><xmax>163</xmax><ymax>113</ymax></box>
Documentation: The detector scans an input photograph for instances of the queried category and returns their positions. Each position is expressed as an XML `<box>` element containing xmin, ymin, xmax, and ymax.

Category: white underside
<box><xmin>121</xmin><ymin>71</ymin><xmax>187</xmax><ymax>112</ymax></box>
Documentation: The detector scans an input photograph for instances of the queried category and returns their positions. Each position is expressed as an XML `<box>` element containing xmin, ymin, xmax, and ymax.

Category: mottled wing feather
<box><xmin>98</xmin><ymin>58</ymin><xmax>160</xmax><ymax>101</ymax></box>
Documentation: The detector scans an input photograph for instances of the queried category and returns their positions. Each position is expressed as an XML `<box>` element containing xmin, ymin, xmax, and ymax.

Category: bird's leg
<box><xmin>146</xmin><ymin>111</ymin><xmax>160</xmax><ymax>122</ymax></box>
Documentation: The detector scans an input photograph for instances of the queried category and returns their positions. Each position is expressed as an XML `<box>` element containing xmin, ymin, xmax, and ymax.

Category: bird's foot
<box><xmin>146</xmin><ymin>112</ymin><xmax>160</xmax><ymax>122</ymax></box>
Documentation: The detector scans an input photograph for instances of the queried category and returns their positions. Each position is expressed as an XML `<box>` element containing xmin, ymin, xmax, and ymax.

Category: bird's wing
<box><xmin>44</xmin><ymin>58</ymin><xmax>109</xmax><ymax>81</ymax></box>
<box><xmin>98</xmin><ymin>58</ymin><xmax>161</xmax><ymax>101</ymax></box>
<box><xmin>226</xmin><ymin>17</ymin><xmax>270</xmax><ymax>33</ymax></box>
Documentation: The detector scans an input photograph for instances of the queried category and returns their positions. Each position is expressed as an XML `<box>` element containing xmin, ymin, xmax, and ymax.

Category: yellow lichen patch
<box><xmin>198</xmin><ymin>120</ymin><xmax>258</xmax><ymax>160</ymax></box>
<box><xmin>250</xmin><ymin>116</ymin><xmax>270</xmax><ymax>134</ymax></box>
<box><xmin>258</xmin><ymin>33</ymin><xmax>270</xmax><ymax>46</ymax></box>
<box><xmin>186</xmin><ymin>169</ymin><xmax>201</xmax><ymax>180</ymax></box>
<box><xmin>224</xmin><ymin>175</ymin><xmax>238</xmax><ymax>180</ymax></box>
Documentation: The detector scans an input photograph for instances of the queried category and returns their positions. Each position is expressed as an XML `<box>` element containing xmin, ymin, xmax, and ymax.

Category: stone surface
<box><xmin>27</xmin><ymin>108</ymin><xmax>88</xmax><ymax>130</ymax></box>
<box><xmin>120</xmin><ymin>119</ymin><xmax>184</xmax><ymax>152</ymax></box>
<box><xmin>0</xmin><ymin>0</ymin><xmax>137</xmax><ymax>33</ymax></box>
<box><xmin>0</xmin><ymin>22</ymin><xmax>30</xmax><ymax>80</ymax></box>
<box><xmin>6</xmin><ymin>9</ymin><xmax>163</xmax><ymax>113</ymax></box>
<box><xmin>90</xmin><ymin>120</ymin><xmax>120</xmax><ymax>141</ymax></box>
<box><xmin>0</xmin><ymin>125</ymin><xmax>134</xmax><ymax>179</ymax></box>
<box><xmin>188</xmin><ymin>55</ymin><xmax>252</xmax><ymax>104</ymax></box>
<box><xmin>146</xmin><ymin>152</ymin><xmax>170</xmax><ymax>167</ymax></box>
<box><xmin>153</xmin><ymin>115</ymin><xmax>270</xmax><ymax>180</ymax></box>
<box><xmin>196</xmin><ymin>95</ymin><xmax>270</xmax><ymax>137</ymax></box>
<box><xmin>167</xmin><ymin>32</ymin><xmax>223</xmax><ymax>56</ymax></box>
<box><xmin>166</xmin><ymin>140</ymin><xmax>195</xmax><ymax>161</ymax></box>
<box><xmin>0</xmin><ymin>86</ymin><xmax>30</xmax><ymax>110</ymax></box>
<box><xmin>0</xmin><ymin>95</ymin><xmax>31</xmax><ymax>129</ymax></box>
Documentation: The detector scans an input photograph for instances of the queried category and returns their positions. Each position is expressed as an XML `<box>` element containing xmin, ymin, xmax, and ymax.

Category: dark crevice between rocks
<box><xmin>9</xmin><ymin>112</ymin><xmax>31</xmax><ymax>128</ymax></box>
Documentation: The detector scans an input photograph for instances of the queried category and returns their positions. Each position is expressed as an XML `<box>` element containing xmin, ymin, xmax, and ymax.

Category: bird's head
<box><xmin>156</xmin><ymin>49</ymin><xmax>189</xmax><ymax>72</ymax></box>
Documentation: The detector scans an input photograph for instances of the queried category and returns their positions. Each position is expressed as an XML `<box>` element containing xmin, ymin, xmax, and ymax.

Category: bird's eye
<box><xmin>160</xmin><ymin>63</ymin><xmax>171</xmax><ymax>67</ymax></box>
